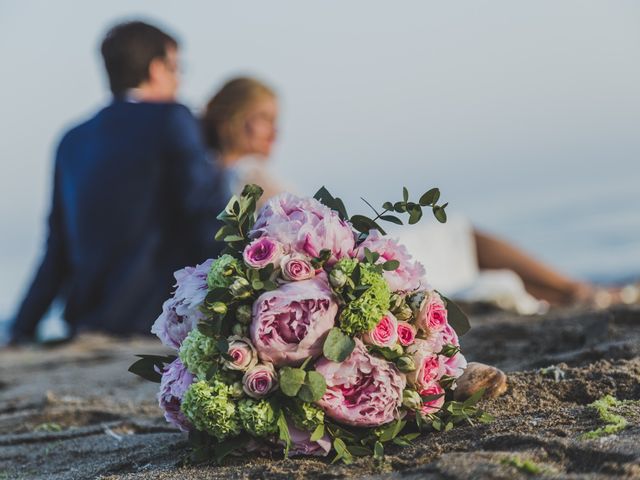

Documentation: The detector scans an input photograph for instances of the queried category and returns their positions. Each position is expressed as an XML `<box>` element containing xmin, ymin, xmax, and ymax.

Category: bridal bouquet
<box><xmin>130</xmin><ymin>185</ymin><xmax>488</xmax><ymax>463</ymax></box>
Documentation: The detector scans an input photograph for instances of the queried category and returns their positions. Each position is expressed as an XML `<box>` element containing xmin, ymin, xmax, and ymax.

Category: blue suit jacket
<box><xmin>11</xmin><ymin>100</ymin><xmax>228</xmax><ymax>340</ymax></box>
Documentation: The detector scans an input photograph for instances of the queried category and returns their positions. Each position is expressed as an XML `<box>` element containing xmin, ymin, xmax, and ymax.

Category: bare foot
<box><xmin>454</xmin><ymin>362</ymin><xmax>508</xmax><ymax>401</ymax></box>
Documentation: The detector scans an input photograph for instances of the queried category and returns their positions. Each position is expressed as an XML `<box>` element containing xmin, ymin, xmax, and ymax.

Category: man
<box><xmin>10</xmin><ymin>21</ymin><xmax>228</xmax><ymax>342</ymax></box>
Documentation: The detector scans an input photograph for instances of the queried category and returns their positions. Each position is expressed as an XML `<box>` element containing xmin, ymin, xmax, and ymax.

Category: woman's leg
<box><xmin>473</xmin><ymin>229</ymin><xmax>591</xmax><ymax>304</ymax></box>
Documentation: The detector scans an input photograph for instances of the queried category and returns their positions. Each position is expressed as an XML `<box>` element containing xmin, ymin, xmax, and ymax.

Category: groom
<box><xmin>9</xmin><ymin>21</ymin><xmax>228</xmax><ymax>343</ymax></box>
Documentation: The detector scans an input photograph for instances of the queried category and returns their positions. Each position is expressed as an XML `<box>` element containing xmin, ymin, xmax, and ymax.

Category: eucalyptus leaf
<box><xmin>323</xmin><ymin>328</ymin><xmax>356</xmax><ymax>362</ymax></box>
<box><xmin>402</xmin><ymin>186</ymin><xmax>409</xmax><ymax>202</ymax></box>
<box><xmin>279</xmin><ymin>367</ymin><xmax>306</xmax><ymax>397</ymax></box>
<box><xmin>297</xmin><ymin>371</ymin><xmax>327</xmax><ymax>402</ymax></box>
<box><xmin>380</xmin><ymin>214</ymin><xmax>403</xmax><ymax>225</ymax></box>
<box><xmin>333</xmin><ymin>438</ymin><xmax>353</xmax><ymax>464</ymax></box>
<box><xmin>310</xmin><ymin>423</ymin><xmax>325</xmax><ymax>442</ymax></box>
<box><xmin>433</xmin><ymin>206</ymin><xmax>447</xmax><ymax>223</ymax></box>
<box><xmin>419</xmin><ymin>188</ymin><xmax>440</xmax><ymax>206</ymax></box>
<box><xmin>382</xmin><ymin>260</ymin><xmax>400</xmax><ymax>271</ymax></box>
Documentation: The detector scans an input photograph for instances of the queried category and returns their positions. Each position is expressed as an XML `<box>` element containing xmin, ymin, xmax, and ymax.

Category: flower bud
<box><xmin>210</xmin><ymin>301</ymin><xmax>227</xmax><ymax>315</ymax></box>
<box><xmin>389</xmin><ymin>343</ymin><xmax>404</xmax><ymax>356</ymax></box>
<box><xmin>402</xmin><ymin>389</ymin><xmax>422</xmax><ymax>410</ymax></box>
<box><xmin>230</xmin><ymin>381</ymin><xmax>244</xmax><ymax>399</ymax></box>
<box><xmin>329</xmin><ymin>268</ymin><xmax>348</xmax><ymax>289</ymax></box>
<box><xmin>394</xmin><ymin>305</ymin><xmax>413</xmax><ymax>321</ymax></box>
<box><xmin>232</xmin><ymin>323</ymin><xmax>246</xmax><ymax>336</ymax></box>
<box><xmin>397</xmin><ymin>356</ymin><xmax>416</xmax><ymax>373</ymax></box>
<box><xmin>390</xmin><ymin>293</ymin><xmax>404</xmax><ymax>310</ymax></box>
<box><xmin>230</xmin><ymin>277</ymin><xmax>252</xmax><ymax>299</ymax></box>
<box><xmin>236</xmin><ymin>304</ymin><xmax>252</xmax><ymax>324</ymax></box>
<box><xmin>407</xmin><ymin>291</ymin><xmax>427</xmax><ymax>313</ymax></box>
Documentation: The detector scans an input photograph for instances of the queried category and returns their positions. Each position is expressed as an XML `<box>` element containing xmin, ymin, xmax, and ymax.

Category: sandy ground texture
<box><xmin>1</xmin><ymin>305</ymin><xmax>639</xmax><ymax>479</ymax></box>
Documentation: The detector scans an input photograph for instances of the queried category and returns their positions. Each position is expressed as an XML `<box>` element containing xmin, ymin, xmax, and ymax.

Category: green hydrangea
<box><xmin>237</xmin><ymin>399</ymin><xmax>278</xmax><ymax>437</ymax></box>
<box><xmin>181</xmin><ymin>380</ymin><xmax>240</xmax><ymax>441</ymax></box>
<box><xmin>290</xmin><ymin>402</ymin><xmax>325</xmax><ymax>431</ymax></box>
<box><xmin>335</xmin><ymin>258</ymin><xmax>390</xmax><ymax>335</ymax></box>
<box><xmin>179</xmin><ymin>329</ymin><xmax>217</xmax><ymax>379</ymax></box>
<box><xmin>207</xmin><ymin>254</ymin><xmax>244</xmax><ymax>289</ymax></box>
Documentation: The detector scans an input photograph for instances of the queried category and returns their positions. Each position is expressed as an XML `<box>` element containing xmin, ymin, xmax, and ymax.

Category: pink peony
<box><xmin>406</xmin><ymin>339</ymin><xmax>445</xmax><ymax>389</ymax></box>
<box><xmin>242</xmin><ymin>363</ymin><xmax>278</xmax><ymax>398</ymax></box>
<box><xmin>363</xmin><ymin>312</ymin><xmax>398</xmax><ymax>348</ymax></box>
<box><xmin>287</xmin><ymin>423</ymin><xmax>331</xmax><ymax>457</ymax></box>
<box><xmin>151</xmin><ymin>259</ymin><xmax>212</xmax><ymax>349</ymax></box>
<box><xmin>224</xmin><ymin>336</ymin><xmax>258</xmax><ymax>371</ymax></box>
<box><xmin>243</xmin><ymin>237</ymin><xmax>283</xmax><ymax>269</ymax></box>
<box><xmin>315</xmin><ymin>339</ymin><xmax>406</xmax><ymax>427</ymax></box>
<box><xmin>250</xmin><ymin>275</ymin><xmax>337</xmax><ymax>366</ymax></box>
<box><xmin>419</xmin><ymin>383</ymin><xmax>445</xmax><ymax>415</ymax></box>
<box><xmin>281</xmin><ymin>254</ymin><xmax>316</xmax><ymax>281</ymax></box>
<box><xmin>158</xmin><ymin>358</ymin><xmax>194</xmax><ymax>432</ymax></box>
<box><xmin>357</xmin><ymin>230</ymin><xmax>426</xmax><ymax>292</ymax></box>
<box><xmin>251</xmin><ymin>193</ymin><xmax>355</xmax><ymax>264</ymax></box>
<box><xmin>416</xmin><ymin>291</ymin><xmax>448</xmax><ymax>333</ymax></box>
<box><xmin>438</xmin><ymin>323</ymin><xmax>460</xmax><ymax>348</ymax></box>
<box><xmin>396</xmin><ymin>321</ymin><xmax>417</xmax><ymax>346</ymax></box>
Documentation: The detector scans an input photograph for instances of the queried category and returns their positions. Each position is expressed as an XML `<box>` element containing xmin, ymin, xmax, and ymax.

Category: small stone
<box><xmin>453</xmin><ymin>362</ymin><xmax>508</xmax><ymax>401</ymax></box>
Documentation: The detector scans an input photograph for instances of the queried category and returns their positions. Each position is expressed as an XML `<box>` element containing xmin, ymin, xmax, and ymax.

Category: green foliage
<box><xmin>179</xmin><ymin>330</ymin><xmax>219</xmax><ymax>380</ymax></box>
<box><xmin>277</xmin><ymin>409</ymin><xmax>292</xmax><ymax>457</ymax></box>
<box><xmin>237</xmin><ymin>398</ymin><xmax>278</xmax><ymax>437</ymax></box>
<box><xmin>181</xmin><ymin>380</ymin><xmax>240</xmax><ymax>441</ymax></box>
<box><xmin>581</xmin><ymin>395</ymin><xmax>631</xmax><ymax>439</ymax></box>
<box><xmin>290</xmin><ymin>402</ymin><xmax>325</xmax><ymax>431</ymax></box>
<box><xmin>279</xmin><ymin>365</ymin><xmax>327</xmax><ymax>401</ymax></box>
<box><xmin>128</xmin><ymin>354</ymin><xmax>176</xmax><ymax>383</ymax></box>
<box><xmin>500</xmin><ymin>456</ymin><xmax>546</xmax><ymax>475</ymax></box>
<box><xmin>439</xmin><ymin>292</ymin><xmax>471</xmax><ymax>336</ymax></box>
<box><xmin>323</xmin><ymin>328</ymin><xmax>356</xmax><ymax>362</ymax></box>
<box><xmin>215</xmin><ymin>184</ymin><xmax>264</xmax><ymax>254</ymax></box>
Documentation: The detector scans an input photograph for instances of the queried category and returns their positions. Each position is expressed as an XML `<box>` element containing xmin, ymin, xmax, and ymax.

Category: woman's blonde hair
<box><xmin>202</xmin><ymin>76</ymin><xmax>276</xmax><ymax>152</ymax></box>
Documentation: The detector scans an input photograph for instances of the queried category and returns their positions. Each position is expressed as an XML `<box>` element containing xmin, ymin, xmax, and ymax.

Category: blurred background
<box><xmin>1</xmin><ymin>0</ymin><xmax>639</xmax><ymax>333</ymax></box>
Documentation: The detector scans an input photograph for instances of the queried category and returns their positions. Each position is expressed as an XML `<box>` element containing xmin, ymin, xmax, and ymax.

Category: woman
<box><xmin>202</xmin><ymin>76</ymin><xmax>287</xmax><ymax>205</ymax></box>
<box><xmin>201</xmin><ymin>77</ymin><xmax>630</xmax><ymax>311</ymax></box>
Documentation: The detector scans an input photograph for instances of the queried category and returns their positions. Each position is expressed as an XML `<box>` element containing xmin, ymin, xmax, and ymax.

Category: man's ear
<box><xmin>147</xmin><ymin>57</ymin><xmax>165</xmax><ymax>84</ymax></box>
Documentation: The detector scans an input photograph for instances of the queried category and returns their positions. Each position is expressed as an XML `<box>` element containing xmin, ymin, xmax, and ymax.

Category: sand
<box><xmin>1</xmin><ymin>305</ymin><xmax>639</xmax><ymax>479</ymax></box>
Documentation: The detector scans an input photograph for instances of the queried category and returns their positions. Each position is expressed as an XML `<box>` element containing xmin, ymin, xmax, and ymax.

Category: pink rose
<box><xmin>158</xmin><ymin>358</ymin><xmax>194</xmax><ymax>432</ymax></box>
<box><xmin>363</xmin><ymin>312</ymin><xmax>398</xmax><ymax>348</ymax></box>
<box><xmin>286</xmin><ymin>423</ymin><xmax>331</xmax><ymax>457</ymax></box>
<box><xmin>316</xmin><ymin>339</ymin><xmax>406</xmax><ymax>427</ymax></box>
<box><xmin>444</xmin><ymin>352</ymin><xmax>467</xmax><ymax>379</ymax></box>
<box><xmin>406</xmin><ymin>339</ymin><xmax>445</xmax><ymax>389</ymax></box>
<box><xmin>416</xmin><ymin>291</ymin><xmax>448</xmax><ymax>333</ymax></box>
<box><xmin>419</xmin><ymin>383</ymin><xmax>445</xmax><ymax>415</ymax></box>
<box><xmin>224</xmin><ymin>336</ymin><xmax>258</xmax><ymax>371</ymax></box>
<box><xmin>281</xmin><ymin>254</ymin><xmax>315</xmax><ymax>281</ymax></box>
<box><xmin>243</xmin><ymin>237</ymin><xmax>283</xmax><ymax>269</ymax></box>
<box><xmin>396</xmin><ymin>321</ymin><xmax>417</xmax><ymax>346</ymax></box>
<box><xmin>251</xmin><ymin>193</ymin><xmax>355</xmax><ymax>265</ymax></box>
<box><xmin>250</xmin><ymin>275</ymin><xmax>337</xmax><ymax>367</ymax></box>
<box><xmin>242</xmin><ymin>363</ymin><xmax>278</xmax><ymax>398</ymax></box>
<box><xmin>357</xmin><ymin>230</ymin><xmax>426</xmax><ymax>292</ymax></box>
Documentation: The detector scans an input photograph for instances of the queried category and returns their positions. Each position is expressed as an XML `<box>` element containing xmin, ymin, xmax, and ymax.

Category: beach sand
<box><xmin>1</xmin><ymin>305</ymin><xmax>639</xmax><ymax>479</ymax></box>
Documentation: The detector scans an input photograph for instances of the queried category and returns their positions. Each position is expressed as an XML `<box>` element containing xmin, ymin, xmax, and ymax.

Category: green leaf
<box><xmin>433</xmin><ymin>206</ymin><xmax>447</xmax><ymax>223</ymax></box>
<box><xmin>333</xmin><ymin>438</ymin><xmax>353</xmax><ymax>464</ymax></box>
<box><xmin>408</xmin><ymin>205</ymin><xmax>423</xmax><ymax>225</ymax></box>
<box><xmin>419</xmin><ymin>188</ymin><xmax>440</xmax><ymax>206</ymax></box>
<box><xmin>298</xmin><ymin>371</ymin><xmax>327</xmax><ymax>402</ymax></box>
<box><xmin>277</xmin><ymin>410</ymin><xmax>292</xmax><ymax>457</ymax></box>
<box><xmin>463</xmin><ymin>387</ymin><xmax>486</xmax><ymax>407</ymax></box>
<box><xmin>380</xmin><ymin>214</ymin><xmax>403</xmax><ymax>225</ymax></box>
<box><xmin>440</xmin><ymin>293</ymin><xmax>471</xmax><ymax>336</ymax></box>
<box><xmin>313</xmin><ymin>186</ymin><xmax>348</xmax><ymax>220</ymax></box>
<box><xmin>323</xmin><ymin>328</ymin><xmax>356</xmax><ymax>362</ymax></box>
<box><xmin>402</xmin><ymin>186</ymin><xmax>409</xmax><ymax>202</ymax></box>
<box><xmin>310</xmin><ymin>423</ymin><xmax>325</xmax><ymax>442</ymax></box>
<box><xmin>224</xmin><ymin>234</ymin><xmax>244</xmax><ymax>242</ymax></box>
<box><xmin>346</xmin><ymin>445</ymin><xmax>372</xmax><ymax>456</ymax></box>
<box><xmin>382</xmin><ymin>201</ymin><xmax>394</xmax><ymax>210</ymax></box>
<box><xmin>350</xmin><ymin>215</ymin><xmax>386</xmax><ymax>235</ymax></box>
<box><xmin>127</xmin><ymin>354</ymin><xmax>176</xmax><ymax>383</ymax></box>
<box><xmin>393</xmin><ymin>201</ymin><xmax>407</xmax><ymax>213</ymax></box>
<box><xmin>382</xmin><ymin>260</ymin><xmax>400</xmax><ymax>271</ymax></box>
<box><xmin>279</xmin><ymin>367</ymin><xmax>306</xmax><ymax>397</ymax></box>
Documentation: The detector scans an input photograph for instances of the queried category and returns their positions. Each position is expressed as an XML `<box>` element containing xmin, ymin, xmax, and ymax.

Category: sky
<box><xmin>1</xmin><ymin>0</ymin><xmax>639</xmax><ymax>319</ymax></box>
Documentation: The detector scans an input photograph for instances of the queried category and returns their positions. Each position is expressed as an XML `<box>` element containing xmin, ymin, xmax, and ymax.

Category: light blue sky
<box><xmin>1</xmin><ymin>1</ymin><xmax>639</xmax><ymax>319</ymax></box>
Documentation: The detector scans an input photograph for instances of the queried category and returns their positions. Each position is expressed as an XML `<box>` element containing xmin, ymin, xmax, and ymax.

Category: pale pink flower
<box><xmin>416</xmin><ymin>291</ymin><xmax>448</xmax><ymax>333</ymax></box>
<box><xmin>223</xmin><ymin>336</ymin><xmax>258</xmax><ymax>372</ymax></box>
<box><xmin>243</xmin><ymin>237</ymin><xmax>283</xmax><ymax>269</ymax></box>
<box><xmin>316</xmin><ymin>339</ymin><xmax>406</xmax><ymax>427</ymax></box>
<box><xmin>250</xmin><ymin>275</ymin><xmax>337</xmax><ymax>367</ymax></box>
<box><xmin>406</xmin><ymin>339</ymin><xmax>445</xmax><ymax>389</ymax></box>
<box><xmin>363</xmin><ymin>312</ymin><xmax>398</xmax><ymax>348</ymax></box>
<box><xmin>242</xmin><ymin>363</ymin><xmax>278</xmax><ymax>398</ymax></box>
<box><xmin>444</xmin><ymin>352</ymin><xmax>467</xmax><ymax>379</ymax></box>
<box><xmin>286</xmin><ymin>423</ymin><xmax>331</xmax><ymax>457</ymax></box>
<box><xmin>419</xmin><ymin>383</ymin><xmax>445</xmax><ymax>415</ymax></box>
<box><xmin>357</xmin><ymin>230</ymin><xmax>426</xmax><ymax>292</ymax></box>
<box><xmin>281</xmin><ymin>254</ymin><xmax>315</xmax><ymax>281</ymax></box>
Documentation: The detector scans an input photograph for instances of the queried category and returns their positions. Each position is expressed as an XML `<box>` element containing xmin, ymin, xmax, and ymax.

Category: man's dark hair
<box><xmin>100</xmin><ymin>21</ymin><xmax>178</xmax><ymax>96</ymax></box>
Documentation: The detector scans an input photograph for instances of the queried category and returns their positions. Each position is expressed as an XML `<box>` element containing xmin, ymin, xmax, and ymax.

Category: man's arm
<box><xmin>164</xmin><ymin>104</ymin><xmax>229</xmax><ymax>260</ymax></box>
<box><xmin>10</xmin><ymin>156</ymin><xmax>70</xmax><ymax>343</ymax></box>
